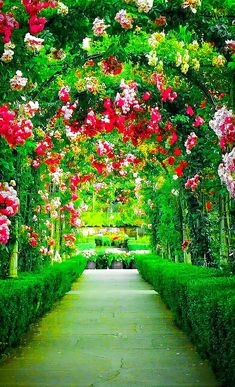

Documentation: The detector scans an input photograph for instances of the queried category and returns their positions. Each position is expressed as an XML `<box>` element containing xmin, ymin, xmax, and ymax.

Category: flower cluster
<box><xmin>35</xmin><ymin>135</ymin><xmax>53</xmax><ymax>155</ymax></box>
<box><xmin>0</xmin><ymin>215</ymin><xmax>10</xmax><ymax>245</ymax></box>
<box><xmin>82</xmin><ymin>249</ymin><xmax>96</xmax><ymax>259</ymax></box>
<box><xmin>209</xmin><ymin>107</ymin><xmax>235</xmax><ymax>150</ymax></box>
<box><xmin>23</xmin><ymin>0</ymin><xmax>57</xmax><ymax>35</ymax></box>
<box><xmin>0</xmin><ymin>105</ymin><xmax>34</xmax><ymax>147</ymax></box>
<box><xmin>0</xmin><ymin>182</ymin><xmax>19</xmax><ymax>244</ymax></box>
<box><xmin>135</xmin><ymin>0</ymin><xmax>153</xmax><ymax>13</ymax></box>
<box><xmin>218</xmin><ymin>148</ymin><xmax>235</xmax><ymax>199</ymax></box>
<box><xmin>24</xmin><ymin>33</ymin><xmax>44</xmax><ymax>52</ymax></box>
<box><xmin>1</xmin><ymin>42</ymin><xmax>15</xmax><ymax>63</ymax></box>
<box><xmin>57</xmin><ymin>1</ymin><xmax>69</xmax><ymax>16</ymax></box>
<box><xmin>185</xmin><ymin>174</ymin><xmax>200</xmax><ymax>191</ymax></box>
<box><xmin>63</xmin><ymin>234</ymin><xmax>76</xmax><ymax>247</ymax></box>
<box><xmin>185</xmin><ymin>132</ymin><xmax>197</xmax><ymax>154</ymax></box>
<box><xmin>182</xmin><ymin>0</ymin><xmax>201</xmax><ymax>14</ymax></box>
<box><xmin>10</xmin><ymin>70</ymin><xmax>28</xmax><ymax>91</ymax></box>
<box><xmin>97</xmin><ymin>141</ymin><xmax>114</xmax><ymax>158</ymax></box>
<box><xmin>92</xmin><ymin>17</ymin><xmax>110</xmax><ymax>37</ymax></box>
<box><xmin>61</xmin><ymin>202</ymin><xmax>82</xmax><ymax>227</ymax></box>
<box><xmin>115</xmin><ymin>79</ymin><xmax>141</xmax><ymax>114</ymax></box>
<box><xmin>101</xmin><ymin>56</ymin><xmax>123</xmax><ymax>76</ymax></box>
<box><xmin>25</xmin><ymin>226</ymin><xmax>39</xmax><ymax>247</ymax></box>
<box><xmin>115</xmin><ymin>10</ymin><xmax>133</xmax><ymax>29</ymax></box>
<box><xmin>58</xmin><ymin>85</ymin><xmax>70</xmax><ymax>102</ymax></box>
<box><xmin>0</xmin><ymin>4</ymin><xmax>19</xmax><ymax>43</ymax></box>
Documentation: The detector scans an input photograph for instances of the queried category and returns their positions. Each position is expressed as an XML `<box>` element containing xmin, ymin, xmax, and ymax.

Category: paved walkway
<box><xmin>0</xmin><ymin>270</ymin><xmax>217</xmax><ymax>386</ymax></box>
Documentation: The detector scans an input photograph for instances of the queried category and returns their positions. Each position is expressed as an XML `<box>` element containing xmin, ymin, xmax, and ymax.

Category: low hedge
<box><xmin>0</xmin><ymin>255</ymin><xmax>86</xmax><ymax>355</ymax></box>
<box><xmin>135</xmin><ymin>254</ymin><xmax>235</xmax><ymax>387</ymax></box>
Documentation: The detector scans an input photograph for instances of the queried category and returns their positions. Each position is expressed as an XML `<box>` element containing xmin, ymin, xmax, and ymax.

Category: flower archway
<box><xmin>0</xmin><ymin>0</ymin><xmax>234</xmax><ymax>276</ymax></box>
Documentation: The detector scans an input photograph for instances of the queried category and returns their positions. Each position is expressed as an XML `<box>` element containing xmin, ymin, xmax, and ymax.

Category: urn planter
<box><xmin>110</xmin><ymin>260</ymin><xmax>123</xmax><ymax>269</ymax></box>
<box><xmin>86</xmin><ymin>260</ymin><xmax>96</xmax><ymax>269</ymax></box>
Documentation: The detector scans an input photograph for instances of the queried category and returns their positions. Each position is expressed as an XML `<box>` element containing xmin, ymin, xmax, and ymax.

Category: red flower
<box><xmin>142</xmin><ymin>92</ymin><xmax>152</xmax><ymax>101</ymax></box>
<box><xmin>181</xmin><ymin>240</ymin><xmax>190</xmax><ymax>250</ymax></box>
<box><xmin>193</xmin><ymin>116</ymin><xmax>205</xmax><ymax>127</ymax></box>
<box><xmin>174</xmin><ymin>147</ymin><xmax>182</xmax><ymax>156</ymax></box>
<box><xmin>101</xmin><ymin>56</ymin><xmax>123</xmax><ymax>76</ymax></box>
<box><xmin>167</xmin><ymin>156</ymin><xmax>175</xmax><ymax>166</ymax></box>
<box><xmin>155</xmin><ymin>16</ymin><xmax>166</xmax><ymax>26</ymax></box>
<box><xmin>206</xmin><ymin>201</ymin><xmax>212</xmax><ymax>210</ymax></box>
<box><xmin>170</xmin><ymin>132</ymin><xmax>178</xmax><ymax>145</ymax></box>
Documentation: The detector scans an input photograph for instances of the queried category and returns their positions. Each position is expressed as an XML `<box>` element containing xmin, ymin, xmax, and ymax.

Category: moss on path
<box><xmin>0</xmin><ymin>270</ymin><xmax>217</xmax><ymax>386</ymax></box>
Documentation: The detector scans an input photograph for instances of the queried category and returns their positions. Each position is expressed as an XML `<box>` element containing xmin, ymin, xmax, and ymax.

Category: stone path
<box><xmin>0</xmin><ymin>270</ymin><xmax>217</xmax><ymax>386</ymax></box>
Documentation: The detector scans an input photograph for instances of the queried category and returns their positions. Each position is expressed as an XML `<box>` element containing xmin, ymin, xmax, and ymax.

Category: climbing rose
<box><xmin>0</xmin><ymin>215</ymin><xmax>10</xmax><ymax>244</ymax></box>
<box><xmin>218</xmin><ymin>148</ymin><xmax>235</xmax><ymax>198</ymax></box>
<box><xmin>185</xmin><ymin>174</ymin><xmax>200</xmax><ymax>191</ymax></box>
<box><xmin>209</xmin><ymin>107</ymin><xmax>235</xmax><ymax>150</ymax></box>
<box><xmin>185</xmin><ymin>132</ymin><xmax>197</xmax><ymax>154</ymax></box>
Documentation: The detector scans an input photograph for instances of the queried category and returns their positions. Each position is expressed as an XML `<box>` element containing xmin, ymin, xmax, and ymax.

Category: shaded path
<box><xmin>0</xmin><ymin>270</ymin><xmax>217</xmax><ymax>386</ymax></box>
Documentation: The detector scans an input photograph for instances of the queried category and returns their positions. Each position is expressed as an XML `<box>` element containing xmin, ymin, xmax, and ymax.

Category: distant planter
<box><xmin>86</xmin><ymin>260</ymin><xmax>96</xmax><ymax>269</ymax></box>
<box><xmin>110</xmin><ymin>260</ymin><xmax>123</xmax><ymax>269</ymax></box>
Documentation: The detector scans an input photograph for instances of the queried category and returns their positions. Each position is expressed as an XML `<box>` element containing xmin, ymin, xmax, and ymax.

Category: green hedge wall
<box><xmin>0</xmin><ymin>255</ymin><xmax>86</xmax><ymax>355</ymax></box>
<box><xmin>135</xmin><ymin>254</ymin><xmax>235</xmax><ymax>387</ymax></box>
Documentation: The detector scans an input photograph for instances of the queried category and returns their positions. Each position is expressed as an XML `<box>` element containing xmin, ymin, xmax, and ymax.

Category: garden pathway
<box><xmin>0</xmin><ymin>270</ymin><xmax>217</xmax><ymax>386</ymax></box>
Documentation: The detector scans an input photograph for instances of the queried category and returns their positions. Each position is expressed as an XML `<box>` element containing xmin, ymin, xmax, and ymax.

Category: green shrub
<box><xmin>94</xmin><ymin>235</ymin><xmax>112</xmax><ymax>246</ymax></box>
<box><xmin>0</xmin><ymin>255</ymin><xmax>86</xmax><ymax>355</ymax></box>
<box><xmin>128</xmin><ymin>241</ymin><xmax>150</xmax><ymax>251</ymax></box>
<box><xmin>77</xmin><ymin>242</ymin><xmax>96</xmax><ymax>250</ymax></box>
<box><xmin>135</xmin><ymin>254</ymin><xmax>235</xmax><ymax>387</ymax></box>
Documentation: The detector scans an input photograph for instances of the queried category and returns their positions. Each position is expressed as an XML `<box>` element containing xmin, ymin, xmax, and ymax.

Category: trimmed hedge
<box><xmin>135</xmin><ymin>254</ymin><xmax>235</xmax><ymax>387</ymax></box>
<box><xmin>0</xmin><ymin>255</ymin><xmax>86</xmax><ymax>355</ymax></box>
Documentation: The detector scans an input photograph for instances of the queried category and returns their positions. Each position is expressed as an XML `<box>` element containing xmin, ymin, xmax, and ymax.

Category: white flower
<box><xmin>82</xmin><ymin>37</ymin><xmax>92</xmax><ymax>50</ymax></box>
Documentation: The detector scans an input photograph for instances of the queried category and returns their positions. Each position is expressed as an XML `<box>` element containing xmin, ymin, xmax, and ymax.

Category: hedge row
<box><xmin>0</xmin><ymin>255</ymin><xmax>86</xmax><ymax>355</ymax></box>
<box><xmin>135</xmin><ymin>254</ymin><xmax>235</xmax><ymax>387</ymax></box>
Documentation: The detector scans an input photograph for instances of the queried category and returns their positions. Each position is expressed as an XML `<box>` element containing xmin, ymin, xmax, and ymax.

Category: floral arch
<box><xmin>0</xmin><ymin>0</ymin><xmax>234</xmax><ymax>276</ymax></box>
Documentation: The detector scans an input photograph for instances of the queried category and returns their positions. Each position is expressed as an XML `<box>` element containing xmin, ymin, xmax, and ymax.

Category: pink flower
<box><xmin>185</xmin><ymin>174</ymin><xmax>200</xmax><ymax>191</ymax></box>
<box><xmin>193</xmin><ymin>116</ymin><xmax>205</xmax><ymax>127</ymax></box>
<box><xmin>186</xmin><ymin>106</ymin><xmax>195</xmax><ymax>116</ymax></box>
